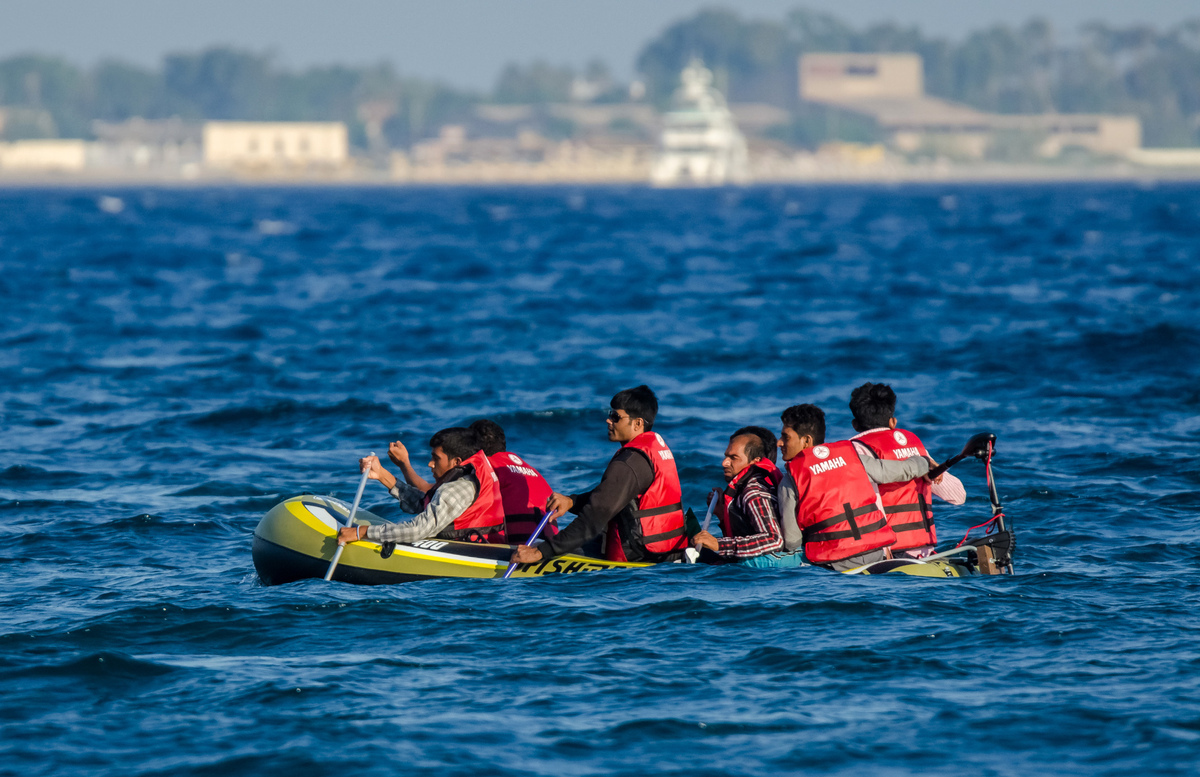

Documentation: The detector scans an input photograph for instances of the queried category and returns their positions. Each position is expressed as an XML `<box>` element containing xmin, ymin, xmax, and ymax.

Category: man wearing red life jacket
<box><xmin>774</xmin><ymin>404</ymin><xmax>931</xmax><ymax>571</ymax></box>
<box><xmin>467</xmin><ymin>419</ymin><xmax>559</xmax><ymax>544</ymax></box>
<box><xmin>691</xmin><ymin>426</ymin><xmax>802</xmax><ymax>568</ymax></box>
<box><xmin>335</xmin><ymin>427</ymin><xmax>505</xmax><ymax>546</ymax></box>
<box><xmin>509</xmin><ymin>385</ymin><xmax>688</xmax><ymax>565</ymax></box>
<box><xmin>848</xmin><ymin>382</ymin><xmax>966</xmax><ymax>559</ymax></box>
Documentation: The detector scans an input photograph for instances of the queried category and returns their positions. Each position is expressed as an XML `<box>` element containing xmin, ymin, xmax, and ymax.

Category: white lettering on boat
<box><xmin>412</xmin><ymin>540</ymin><xmax>449</xmax><ymax>550</ymax></box>
<box><xmin>809</xmin><ymin>456</ymin><xmax>847</xmax><ymax>475</ymax></box>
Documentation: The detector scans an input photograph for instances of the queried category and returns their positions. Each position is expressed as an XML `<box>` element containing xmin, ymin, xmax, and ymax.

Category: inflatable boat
<box><xmin>252</xmin><ymin>433</ymin><xmax>1014</xmax><ymax>586</ymax></box>
<box><xmin>251</xmin><ymin>494</ymin><xmax>654</xmax><ymax>585</ymax></box>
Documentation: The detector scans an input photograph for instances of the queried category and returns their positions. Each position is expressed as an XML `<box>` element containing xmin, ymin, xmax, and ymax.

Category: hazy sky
<box><xmin>3</xmin><ymin>0</ymin><xmax>1196</xmax><ymax>89</ymax></box>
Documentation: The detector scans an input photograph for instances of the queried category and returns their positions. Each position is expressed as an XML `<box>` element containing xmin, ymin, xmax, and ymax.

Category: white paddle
<box><xmin>323</xmin><ymin>451</ymin><xmax>375</xmax><ymax>582</ymax></box>
<box><xmin>683</xmin><ymin>491</ymin><xmax>719</xmax><ymax>564</ymax></box>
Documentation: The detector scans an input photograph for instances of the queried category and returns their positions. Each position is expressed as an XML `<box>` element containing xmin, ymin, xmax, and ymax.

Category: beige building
<box><xmin>391</xmin><ymin>125</ymin><xmax>651</xmax><ymax>183</ymax></box>
<box><xmin>203</xmin><ymin>122</ymin><xmax>348</xmax><ymax>170</ymax></box>
<box><xmin>799</xmin><ymin>53</ymin><xmax>1141</xmax><ymax>159</ymax></box>
<box><xmin>0</xmin><ymin>139</ymin><xmax>88</xmax><ymax>171</ymax></box>
<box><xmin>800</xmin><ymin>53</ymin><xmax>923</xmax><ymax>102</ymax></box>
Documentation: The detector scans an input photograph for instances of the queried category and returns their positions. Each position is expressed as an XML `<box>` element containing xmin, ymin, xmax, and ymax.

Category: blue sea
<box><xmin>1</xmin><ymin>184</ymin><xmax>1198</xmax><ymax>776</ymax></box>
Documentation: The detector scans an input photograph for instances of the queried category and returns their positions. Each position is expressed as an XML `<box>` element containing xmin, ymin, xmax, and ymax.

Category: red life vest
<box><xmin>717</xmin><ymin>460</ymin><xmax>782</xmax><ymax>539</ymax></box>
<box><xmin>487</xmin><ymin>451</ymin><xmax>558</xmax><ymax>543</ymax></box>
<box><xmin>605</xmin><ymin>432</ymin><xmax>687</xmax><ymax>562</ymax></box>
<box><xmin>855</xmin><ymin>428</ymin><xmax>937</xmax><ymax>550</ymax></box>
<box><xmin>785</xmin><ymin>440</ymin><xmax>896</xmax><ymax>564</ymax></box>
<box><xmin>422</xmin><ymin>449</ymin><xmax>506</xmax><ymax>543</ymax></box>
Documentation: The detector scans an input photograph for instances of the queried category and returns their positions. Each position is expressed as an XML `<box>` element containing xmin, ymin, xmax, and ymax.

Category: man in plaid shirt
<box><xmin>692</xmin><ymin>426</ymin><xmax>803</xmax><ymax>568</ymax></box>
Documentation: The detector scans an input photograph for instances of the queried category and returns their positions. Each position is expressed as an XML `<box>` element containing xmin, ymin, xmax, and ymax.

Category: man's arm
<box><xmin>363</xmin><ymin>479</ymin><xmax>476</xmax><ymax>544</ymax></box>
<box><xmin>853</xmin><ymin>441</ymin><xmax>929</xmax><ymax>485</ymax></box>
<box><xmin>717</xmin><ymin>482</ymin><xmax>784</xmax><ymax>559</ymax></box>
<box><xmin>385</xmin><ymin>480</ymin><xmax>428</xmax><ymax>513</ymax></box>
<box><xmin>932</xmin><ymin>472</ymin><xmax>966</xmax><ymax>505</ymax></box>
<box><xmin>388</xmin><ymin>441</ymin><xmax>432</xmax><ymax>493</ymax></box>
<box><xmin>354</xmin><ymin>454</ymin><xmax>423</xmax><ymax>512</ymax></box>
<box><xmin>775</xmin><ymin>468</ymin><xmax>803</xmax><ymax>552</ymax></box>
<box><xmin>537</xmin><ymin>450</ymin><xmax>652</xmax><ymax>559</ymax></box>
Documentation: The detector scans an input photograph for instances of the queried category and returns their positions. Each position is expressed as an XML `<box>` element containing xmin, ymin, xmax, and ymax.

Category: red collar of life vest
<box><xmin>422</xmin><ymin>449</ymin><xmax>506</xmax><ymax>538</ymax></box>
<box><xmin>717</xmin><ymin>459</ymin><xmax>781</xmax><ymax>536</ymax></box>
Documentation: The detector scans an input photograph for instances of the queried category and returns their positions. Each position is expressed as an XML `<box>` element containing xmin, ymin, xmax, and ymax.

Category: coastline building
<box><xmin>0</xmin><ymin>139</ymin><xmax>88</xmax><ymax>172</ymax></box>
<box><xmin>202</xmin><ymin>122</ymin><xmax>349</xmax><ymax>172</ymax></box>
<box><xmin>651</xmin><ymin>59</ymin><xmax>749</xmax><ymax>186</ymax></box>
<box><xmin>91</xmin><ymin>118</ymin><xmax>203</xmax><ymax>175</ymax></box>
<box><xmin>391</xmin><ymin>125</ymin><xmax>652</xmax><ymax>183</ymax></box>
<box><xmin>799</xmin><ymin>53</ymin><xmax>1142</xmax><ymax>159</ymax></box>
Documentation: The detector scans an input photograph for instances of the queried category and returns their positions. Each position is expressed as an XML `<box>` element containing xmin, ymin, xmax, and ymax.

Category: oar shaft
<box><xmin>699</xmin><ymin>491</ymin><xmax>718</xmax><ymax>534</ymax></box>
<box><xmin>324</xmin><ymin>452</ymin><xmax>375</xmax><ymax>583</ymax></box>
<box><xmin>504</xmin><ymin>510</ymin><xmax>554</xmax><ymax>579</ymax></box>
<box><xmin>926</xmin><ymin>452</ymin><xmax>967</xmax><ymax>481</ymax></box>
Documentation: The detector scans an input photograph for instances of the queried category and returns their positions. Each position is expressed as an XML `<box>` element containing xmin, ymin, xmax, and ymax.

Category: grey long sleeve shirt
<box><xmin>362</xmin><ymin>478</ymin><xmax>477</xmax><ymax>544</ymax></box>
<box><xmin>777</xmin><ymin>442</ymin><xmax>930</xmax><ymax>552</ymax></box>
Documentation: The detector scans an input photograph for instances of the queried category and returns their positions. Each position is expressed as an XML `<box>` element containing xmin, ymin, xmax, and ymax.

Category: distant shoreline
<box><xmin>2</xmin><ymin>165</ymin><xmax>1199</xmax><ymax>188</ymax></box>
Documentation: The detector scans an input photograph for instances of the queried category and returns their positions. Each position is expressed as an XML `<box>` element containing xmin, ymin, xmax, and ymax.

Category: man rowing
<box><xmin>775</xmin><ymin>404</ymin><xmax>930</xmax><ymax>571</ymax></box>
<box><xmin>691</xmin><ymin>426</ymin><xmax>802</xmax><ymax>567</ymax></box>
<box><xmin>509</xmin><ymin>385</ymin><xmax>688</xmax><ymax>565</ymax></box>
<box><xmin>468</xmin><ymin>419</ymin><xmax>559</xmax><ymax>543</ymax></box>
<box><xmin>382</xmin><ymin>418</ymin><xmax>559</xmax><ymax>545</ymax></box>
<box><xmin>848</xmin><ymin>382</ymin><xmax>966</xmax><ymax>559</ymax></box>
<box><xmin>335</xmin><ymin>427</ymin><xmax>505</xmax><ymax>546</ymax></box>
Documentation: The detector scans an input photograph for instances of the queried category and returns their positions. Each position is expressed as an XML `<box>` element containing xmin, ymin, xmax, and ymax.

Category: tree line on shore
<box><xmin>1</xmin><ymin>8</ymin><xmax>1197</xmax><ymax>149</ymax></box>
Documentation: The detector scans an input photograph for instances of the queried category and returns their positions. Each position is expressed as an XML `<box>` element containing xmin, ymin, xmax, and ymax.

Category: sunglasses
<box><xmin>607</xmin><ymin>410</ymin><xmax>630</xmax><ymax>424</ymax></box>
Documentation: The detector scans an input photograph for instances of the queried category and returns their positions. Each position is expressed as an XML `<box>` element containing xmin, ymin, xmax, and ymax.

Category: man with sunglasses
<box><xmin>509</xmin><ymin>385</ymin><xmax>688</xmax><ymax>565</ymax></box>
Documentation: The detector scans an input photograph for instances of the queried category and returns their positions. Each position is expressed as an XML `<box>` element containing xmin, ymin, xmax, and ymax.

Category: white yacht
<box><xmin>651</xmin><ymin>59</ymin><xmax>749</xmax><ymax>186</ymax></box>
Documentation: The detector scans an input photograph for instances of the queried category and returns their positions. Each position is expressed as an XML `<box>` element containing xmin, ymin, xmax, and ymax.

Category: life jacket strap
<box><xmin>629</xmin><ymin>501</ymin><xmax>684</xmax><ymax>519</ymax></box>
<box><xmin>640</xmin><ymin>525</ymin><xmax>687</xmax><ymax>545</ymax></box>
<box><xmin>802</xmin><ymin>503</ymin><xmax>886</xmax><ymax>544</ymax></box>
<box><xmin>886</xmin><ymin>495</ymin><xmax>934</xmax><ymax>535</ymax></box>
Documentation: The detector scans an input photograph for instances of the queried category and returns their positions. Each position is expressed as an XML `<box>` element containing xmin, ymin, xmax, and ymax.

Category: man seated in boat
<box><xmin>848</xmin><ymin>382</ymin><xmax>966</xmax><ymax>559</ymax></box>
<box><xmin>467</xmin><ymin>419</ymin><xmax>559</xmax><ymax>543</ymax></box>
<box><xmin>335</xmin><ymin>427</ymin><xmax>505</xmax><ymax>546</ymax></box>
<box><xmin>373</xmin><ymin>419</ymin><xmax>560</xmax><ymax>545</ymax></box>
<box><xmin>774</xmin><ymin>404</ymin><xmax>930</xmax><ymax>571</ymax></box>
<box><xmin>509</xmin><ymin>385</ymin><xmax>688</xmax><ymax>565</ymax></box>
<box><xmin>690</xmin><ymin>426</ymin><xmax>803</xmax><ymax>567</ymax></box>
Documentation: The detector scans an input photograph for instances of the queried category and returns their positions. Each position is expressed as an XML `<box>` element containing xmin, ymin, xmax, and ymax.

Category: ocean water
<box><xmin>1</xmin><ymin>184</ymin><xmax>1198</xmax><ymax>776</ymax></box>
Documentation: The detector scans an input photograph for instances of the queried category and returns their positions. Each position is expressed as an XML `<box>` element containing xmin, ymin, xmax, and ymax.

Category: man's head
<box><xmin>734</xmin><ymin>425</ymin><xmax>777</xmax><ymax>465</ymax></box>
<box><xmin>779</xmin><ymin>404</ymin><xmax>825</xmax><ymax>462</ymax></box>
<box><xmin>468</xmin><ymin>419</ymin><xmax>506</xmax><ymax>456</ymax></box>
<box><xmin>722</xmin><ymin>426</ymin><xmax>774</xmax><ymax>480</ymax></box>
<box><xmin>607</xmin><ymin>385</ymin><xmax>657</xmax><ymax>443</ymax></box>
<box><xmin>849</xmin><ymin>382</ymin><xmax>897</xmax><ymax>433</ymax></box>
<box><xmin>427</xmin><ymin>427</ymin><xmax>480</xmax><ymax>478</ymax></box>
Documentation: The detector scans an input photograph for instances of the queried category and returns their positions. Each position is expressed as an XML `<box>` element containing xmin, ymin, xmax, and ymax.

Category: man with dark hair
<box><xmin>510</xmin><ymin>385</ymin><xmax>688</xmax><ymax>565</ymax></box>
<box><xmin>775</xmin><ymin>403</ymin><xmax>931</xmax><ymax>572</ymax></box>
<box><xmin>335</xmin><ymin>427</ymin><xmax>505</xmax><ymax>546</ymax></box>
<box><xmin>467</xmin><ymin>418</ymin><xmax>558</xmax><ymax>543</ymax></box>
<box><xmin>848</xmin><ymin>382</ymin><xmax>965</xmax><ymax>558</ymax></box>
<box><xmin>691</xmin><ymin>426</ymin><xmax>801</xmax><ymax>567</ymax></box>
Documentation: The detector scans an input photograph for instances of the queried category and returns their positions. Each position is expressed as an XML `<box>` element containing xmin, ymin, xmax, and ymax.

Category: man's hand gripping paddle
<box><xmin>323</xmin><ymin>451</ymin><xmax>375</xmax><ymax>582</ymax></box>
<box><xmin>503</xmin><ymin>511</ymin><xmax>555</xmax><ymax>579</ymax></box>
